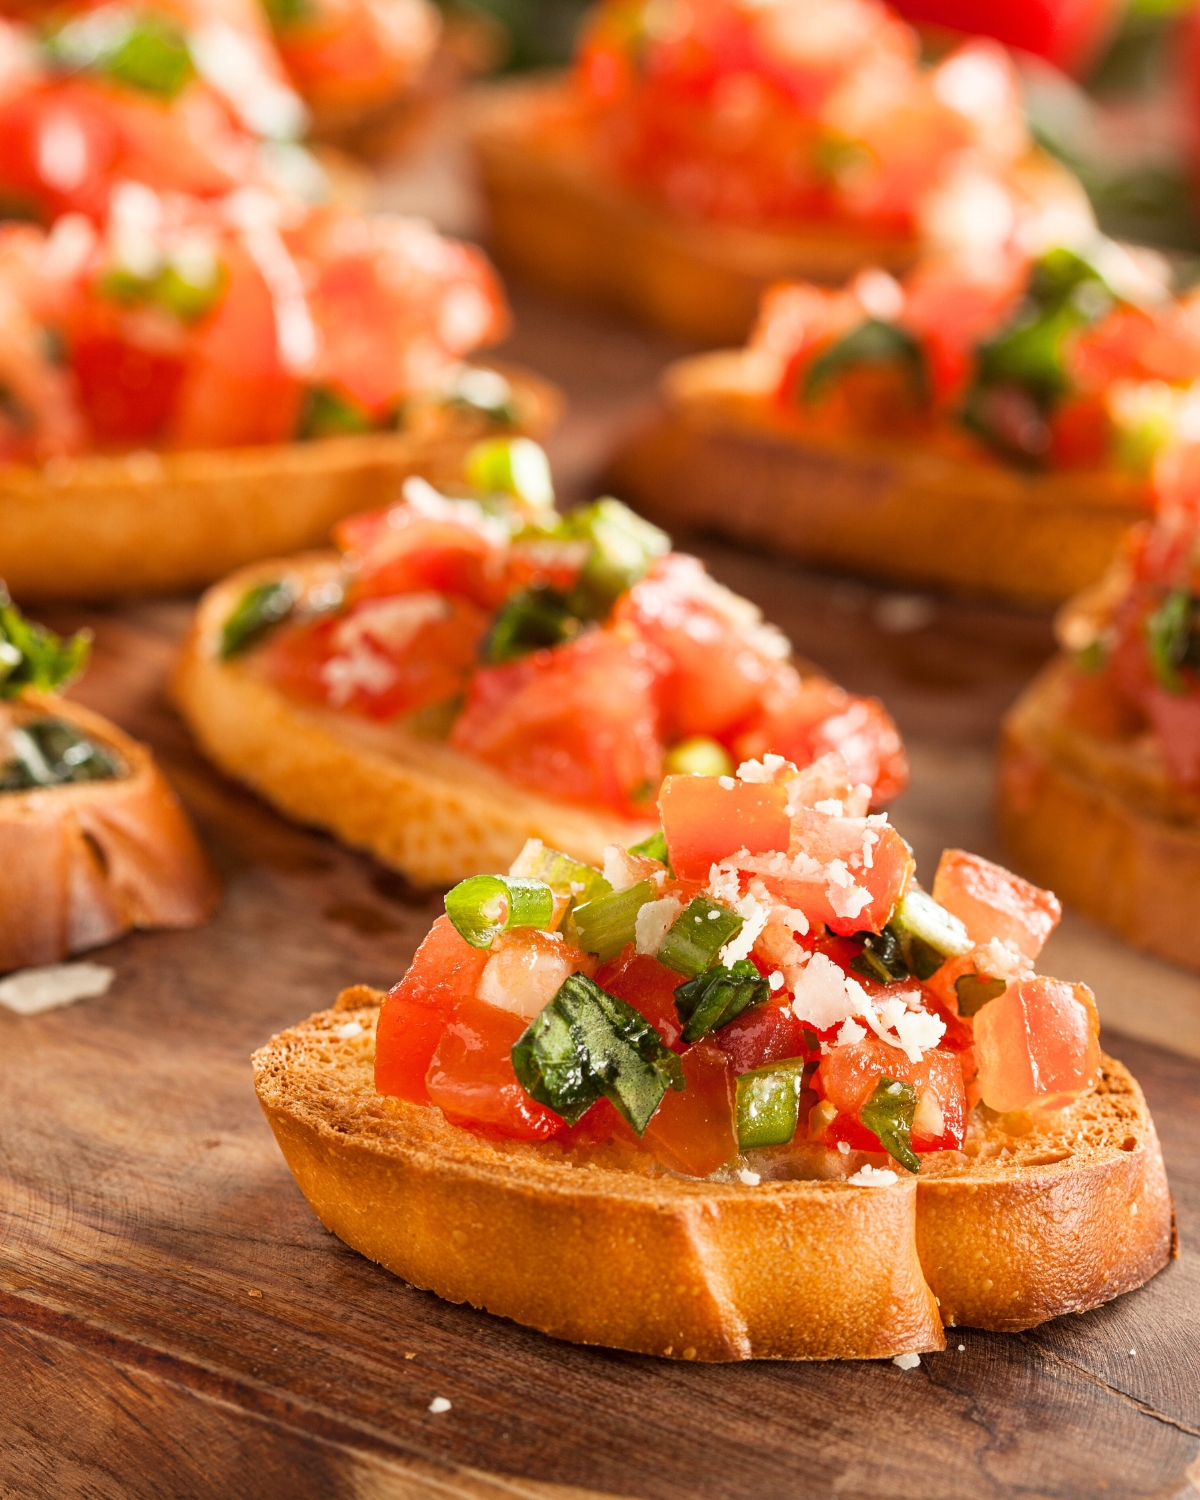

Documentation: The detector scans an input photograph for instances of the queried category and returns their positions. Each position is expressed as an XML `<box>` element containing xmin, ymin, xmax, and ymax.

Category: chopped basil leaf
<box><xmin>297</xmin><ymin>387</ymin><xmax>374</xmax><ymax>440</ymax></box>
<box><xmin>0</xmin><ymin>589</ymin><xmax>90</xmax><ymax>698</ymax></box>
<box><xmin>511</xmin><ymin>972</ymin><xmax>683</xmax><ymax>1133</ymax></box>
<box><xmin>571</xmin><ymin>879</ymin><xmax>657</xmax><ymax>961</ymax></box>
<box><xmin>656</xmin><ymin>894</ymin><xmax>743</xmax><ymax>978</ymax></box>
<box><xmin>1145</xmin><ymin>588</ymin><xmax>1200</xmax><ymax>694</ymax></box>
<box><xmin>954</xmin><ymin>973</ymin><xmax>1007</xmax><ymax>1017</ymax></box>
<box><xmin>220</xmin><ymin>579</ymin><xmax>298</xmax><ymax>660</ymax></box>
<box><xmin>674</xmin><ymin>959</ymin><xmax>769</xmax><ymax>1044</ymax></box>
<box><xmin>852</xmin><ymin>886</ymin><xmax>970</xmax><ymax>984</ymax></box>
<box><xmin>803</xmin><ymin>318</ymin><xmax>927</xmax><ymax>405</ymax></box>
<box><xmin>735</xmin><ymin>1059</ymin><xmax>804</xmax><ymax>1149</ymax></box>
<box><xmin>46</xmin><ymin>9</ymin><xmax>195</xmax><ymax>99</ymax></box>
<box><xmin>481</xmin><ymin>587</ymin><xmax>580</xmax><ymax>665</ymax></box>
<box><xmin>444</xmin><ymin>874</ymin><xmax>555</xmax><ymax>949</ymax></box>
<box><xmin>1</xmin><ymin>717</ymin><xmax>122</xmax><ymax>792</ymax></box>
<box><xmin>860</xmin><ymin>1076</ymin><xmax>920</xmax><ymax>1174</ymax></box>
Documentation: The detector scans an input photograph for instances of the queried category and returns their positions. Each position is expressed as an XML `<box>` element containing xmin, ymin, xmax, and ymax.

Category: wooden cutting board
<box><xmin>3</xmin><ymin>291</ymin><xmax>1199</xmax><ymax>1500</ymax></box>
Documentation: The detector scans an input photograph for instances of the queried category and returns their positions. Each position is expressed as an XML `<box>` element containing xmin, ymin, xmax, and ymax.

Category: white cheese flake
<box><xmin>428</xmin><ymin>1397</ymin><xmax>452</xmax><ymax>1414</ymax></box>
<box><xmin>736</xmin><ymin>754</ymin><xmax>786</xmax><ymax>784</ymax></box>
<box><xmin>849</xmin><ymin>1164</ymin><xmax>898</xmax><ymax>1188</ymax></box>
<box><xmin>767</xmin><ymin>971</ymin><xmax>784</xmax><ymax>992</ymax></box>
<box><xmin>719</xmin><ymin>893</ymin><xmax>769</xmax><ymax>966</ymax></box>
<box><xmin>0</xmin><ymin>962</ymin><xmax>114</xmax><ymax>1015</ymax></box>
<box><xmin>790</xmin><ymin>953</ymin><xmax>866</xmax><ymax>1030</ymax></box>
<box><xmin>336</xmin><ymin>1020</ymin><xmax>363</xmax><ymax>1040</ymax></box>
<box><xmin>634</xmin><ymin>897</ymin><xmax>682</xmax><ymax>957</ymax></box>
<box><xmin>737</xmin><ymin>1169</ymin><xmax>761</xmax><ymax>1186</ymax></box>
<box><xmin>892</xmin><ymin>1352</ymin><xmax>921</xmax><ymax>1370</ymax></box>
<box><xmin>813</xmin><ymin>798</ymin><xmax>844</xmax><ymax>815</ymax></box>
<box><xmin>835</xmin><ymin>1016</ymin><xmax>867</xmax><ymax>1046</ymax></box>
<box><xmin>717</xmin><ymin>775</ymin><xmax>736</xmax><ymax>790</ymax></box>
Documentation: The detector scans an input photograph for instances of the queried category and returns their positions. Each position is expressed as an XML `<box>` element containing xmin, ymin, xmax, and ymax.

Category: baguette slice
<box><xmin>998</xmin><ymin>656</ymin><xmax>1200</xmax><ymax>971</ymax></box>
<box><xmin>0</xmin><ymin>694</ymin><xmax>219</xmax><ymax>972</ymax></box>
<box><xmin>0</xmin><ymin>363</ymin><xmax>558</xmax><ymax>603</ymax></box>
<box><xmin>253</xmin><ymin>991</ymin><xmax>1174</xmax><ymax>1361</ymax></box>
<box><xmin>608</xmin><ymin>351</ymin><xmax>1148</xmax><ymax>608</ymax></box>
<box><xmin>174</xmin><ymin>557</ymin><xmax>656</xmax><ymax>886</ymax></box>
<box><xmin>470</xmin><ymin>78</ymin><xmax>1088</xmax><ymax>349</ymax></box>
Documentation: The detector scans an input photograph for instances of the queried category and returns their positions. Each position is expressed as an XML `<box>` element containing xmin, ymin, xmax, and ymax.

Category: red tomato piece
<box><xmin>71</xmin><ymin>333</ymin><xmax>185</xmax><ymax>446</ymax></box>
<box><xmin>889</xmin><ymin>0</ymin><xmax>1120</xmax><ymax>76</ymax></box>
<box><xmin>818</xmin><ymin>1036</ymin><xmax>966</xmax><ymax>1152</ymax></box>
<box><xmin>374</xmin><ymin>915</ymin><xmax>489</xmax><ymax>1102</ymax></box>
<box><xmin>1144</xmin><ymin>687</ymin><xmax>1200</xmax><ymax>791</ymax></box>
<box><xmin>659</xmin><ymin>773</ymin><xmax>790</xmax><ymax>881</ymax></box>
<box><xmin>271</xmin><ymin>0</ymin><xmax>438</xmax><ymax>115</ymax></box>
<box><xmin>425</xmin><ymin>995</ymin><xmax>565</xmax><ymax>1140</ymax></box>
<box><xmin>709</xmin><ymin>995</ymin><xmax>810</xmax><ymax>1074</ymax></box>
<box><xmin>639</xmin><ymin>1043</ymin><xmax>737</xmax><ymax>1177</ymax></box>
<box><xmin>757</xmin><ymin>815</ymin><xmax>914</xmax><ymax>937</ymax></box>
<box><xmin>337</xmin><ymin>510</ymin><xmax>505</xmax><ymax>610</ymax></box>
<box><xmin>973</xmin><ymin>977</ymin><xmax>1101</xmax><ymax>1114</ymax></box>
<box><xmin>450</xmin><ymin>626</ymin><xmax>669</xmax><ymax>817</ymax></box>
<box><xmin>932</xmin><ymin>849</ymin><xmax>1061</xmax><ymax>960</ymax></box>
<box><xmin>594</xmin><ymin>947</ymin><xmax>685</xmax><ymax>1051</ymax></box>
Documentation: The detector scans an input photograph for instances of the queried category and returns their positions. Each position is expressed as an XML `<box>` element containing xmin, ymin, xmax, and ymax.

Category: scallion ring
<box><xmin>444</xmin><ymin>875</ymin><xmax>555</xmax><ymax>949</ymax></box>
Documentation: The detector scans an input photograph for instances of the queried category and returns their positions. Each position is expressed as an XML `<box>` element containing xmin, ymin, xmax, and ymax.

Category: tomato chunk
<box><xmin>932</xmin><ymin>849</ymin><xmax>1061</xmax><ymax>959</ymax></box>
<box><xmin>659</xmin><ymin>773</ymin><xmax>790</xmax><ymax>881</ymax></box>
<box><xmin>337</xmin><ymin>510</ymin><xmax>506</xmax><ymax>610</ymax></box>
<box><xmin>639</xmin><ymin>1044</ymin><xmax>737</xmax><ymax>1176</ymax></box>
<box><xmin>595</xmin><ymin>947</ymin><xmax>685</xmax><ymax>1050</ymax></box>
<box><xmin>374</xmin><ymin>916</ymin><xmax>489</xmax><ymax>1102</ymax></box>
<box><xmin>818</xmin><ymin>1036</ymin><xmax>966</xmax><ymax>1152</ymax></box>
<box><xmin>759</xmin><ymin>815</ymin><xmax>914</xmax><ymax>937</ymax></box>
<box><xmin>425</xmin><ymin>995</ymin><xmax>565</xmax><ymax>1140</ymax></box>
<box><xmin>973</xmin><ymin>978</ymin><xmax>1100</xmax><ymax>1113</ymax></box>
<box><xmin>710</xmin><ymin>996</ymin><xmax>810</xmax><ymax>1074</ymax></box>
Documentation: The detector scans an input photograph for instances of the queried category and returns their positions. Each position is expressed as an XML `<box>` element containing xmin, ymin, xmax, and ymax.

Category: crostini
<box><xmin>255</xmin><ymin>757</ymin><xmax>1173</xmax><ymax>1360</ymax></box>
<box><xmin>611</xmin><ymin>237</ymin><xmax>1192</xmax><ymax>606</ymax></box>
<box><xmin>999</xmin><ymin>447</ymin><xmax>1200</xmax><ymax>969</ymax></box>
<box><xmin>175</xmin><ymin>439</ymin><xmax>907</xmax><ymax>883</ymax></box>
<box><xmin>470</xmin><ymin>0</ymin><xmax>1090</xmax><ymax>345</ymax></box>
<box><xmin>0</xmin><ymin>592</ymin><xmax>218</xmax><ymax>972</ymax></box>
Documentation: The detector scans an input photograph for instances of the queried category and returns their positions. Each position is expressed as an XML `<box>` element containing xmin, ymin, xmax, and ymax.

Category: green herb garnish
<box><xmin>1145</xmin><ymin>587</ymin><xmax>1200</xmax><ymax>693</ymax></box>
<box><xmin>656</xmin><ymin>894</ymin><xmax>744</xmax><ymax>978</ymax></box>
<box><xmin>481</xmin><ymin>587</ymin><xmax>580</xmax><ymax>664</ymax></box>
<box><xmin>220</xmin><ymin>579</ymin><xmax>298</xmax><ymax>660</ymax></box>
<box><xmin>465</xmin><ymin>437</ymin><xmax>554</xmax><ymax>509</ymax></box>
<box><xmin>444</xmin><ymin>874</ymin><xmax>555</xmax><ymax>950</ymax></box>
<box><xmin>852</xmin><ymin>885</ymin><xmax>971</xmax><ymax>984</ymax></box>
<box><xmin>860</xmin><ymin>1076</ymin><xmax>920</xmax><ymax>1174</ymax></box>
<box><xmin>571</xmin><ymin>878</ymin><xmax>658</xmax><ymax>961</ymax></box>
<box><xmin>1</xmin><ymin>717</ymin><xmax>122</xmax><ymax>792</ymax></box>
<box><xmin>803</xmin><ymin>318</ymin><xmax>927</xmax><ymax>405</ymax></box>
<box><xmin>558</xmin><ymin>499</ymin><xmax>670</xmax><ymax>620</ymax></box>
<box><xmin>674</xmin><ymin>959</ymin><xmax>769</xmax><ymax>1044</ymax></box>
<box><xmin>511</xmin><ymin>973</ymin><xmax>684</xmax><ymax>1133</ymax></box>
<box><xmin>442</xmin><ymin>367</ymin><xmax>517</xmax><ymax>426</ymax></box>
<box><xmin>627</xmin><ymin>828</ymin><xmax>670</xmax><ymax>867</ymax></box>
<box><xmin>99</xmin><ymin>257</ymin><xmax>225</xmax><ymax>323</ymax></box>
<box><xmin>735</xmin><ymin>1059</ymin><xmax>804</xmax><ymax>1150</ymax></box>
<box><xmin>0</xmin><ymin>589</ymin><xmax>90</xmax><ymax>698</ymax></box>
<box><xmin>661</xmin><ymin>736</ymin><xmax>734</xmax><ymax>778</ymax></box>
<box><xmin>297</xmin><ymin>387</ymin><xmax>374</xmax><ymax>441</ymax></box>
<box><xmin>954</xmin><ymin>973</ymin><xmax>1007</xmax><ymax>1017</ymax></box>
<box><xmin>46</xmin><ymin>9</ymin><xmax>195</xmax><ymax>99</ymax></box>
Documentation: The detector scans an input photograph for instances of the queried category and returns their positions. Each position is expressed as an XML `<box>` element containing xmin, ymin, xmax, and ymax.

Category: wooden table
<box><xmin>3</xmin><ymin>280</ymin><xmax>1200</xmax><ymax>1500</ymax></box>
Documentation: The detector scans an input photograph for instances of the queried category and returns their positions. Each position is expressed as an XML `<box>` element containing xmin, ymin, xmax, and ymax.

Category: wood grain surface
<box><xmin>2</xmin><ymin>284</ymin><xmax>1200</xmax><ymax>1500</ymax></box>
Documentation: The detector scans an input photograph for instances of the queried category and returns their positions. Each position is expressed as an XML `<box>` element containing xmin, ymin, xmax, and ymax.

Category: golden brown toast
<box><xmin>0</xmin><ymin>693</ymin><xmax>219</xmax><ymax>971</ymax></box>
<box><xmin>0</xmin><ymin>364</ymin><xmax>558</xmax><ymax>603</ymax></box>
<box><xmin>252</xmin><ymin>992</ymin><xmax>1173</xmax><ymax>1361</ymax></box>
<box><xmin>608</xmin><ymin>351</ymin><xmax>1148</xmax><ymax>608</ymax></box>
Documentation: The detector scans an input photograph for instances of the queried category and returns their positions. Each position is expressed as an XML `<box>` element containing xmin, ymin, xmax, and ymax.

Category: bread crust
<box><xmin>173</xmin><ymin>558</ymin><xmax>656</xmax><ymax>886</ymax></box>
<box><xmin>0</xmin><ymin>365</ymin><xmax>559</xmax><ymax>603</ymax></box>
<box><xmin>607</xmin><ymin>351</ymin><xmax>1148</xmax><ymax>608</ymax></box>
<box><xmin>998</xmin><ymin>657</ymin><xmax>1200</xmax><ymax>970</ymax></box>
<box><xmin>0</xmin><ymin>694</ymin><xmax>219</xmax><ymax>971</ymax></box>
<box><xmin>253</xmin><ymin>997</ymin><xmax>1173</xmax><ymax>1359</ymax></box>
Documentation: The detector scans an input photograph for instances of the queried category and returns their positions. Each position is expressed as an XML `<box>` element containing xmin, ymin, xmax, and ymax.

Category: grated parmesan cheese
<box><xmin>892</xmin><ymin>1352</ymin><xmax>921</xmax><ymax>1370</ymax></box>
<box><xmin>635</xmin><ymin>896</ymin><xmax>682</xmax><ymax>957</ymax></box>
<box><xmin>0</xmin><ymin>962</ymin><xmax>114</xmax><ymax>1015</ymax></box>
<box><xmin>849</xmin><ymin>1164</ymin><xmax>898</xmax><ymax>1187</ymax></box>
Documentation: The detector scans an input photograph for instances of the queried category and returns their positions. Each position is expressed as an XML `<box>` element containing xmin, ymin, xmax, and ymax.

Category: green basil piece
<box><xmin>220</xmin><ymin>579</ymin><xmax>298</xmax><ymax>660</ymax></box>
<box><xmin>803</xmin><ymin>318</ymin><xmax>927</xmax><ymax>405</ymax></box>
<box><xmin>853</xmin><ymin>885</ymin><xmax>970</xmax><ymax>984</ymax></box>
<box><xmin>298</xmin><ymin>387</ymin><xmax>374</xmax><ymax>441</ymax></box>
<box><xmin>1</xmin><ymin>717</ymin><xmax>122</xmax><ymax>792</ymax></box>
<box><xmin>661</xmin><ymin>736</ymin><xmax>734</xmax><ymax>778</ymax></box>
<box><xmin>674</xmin><ymin>959</ymin><xmax>770</xmax><ymax>1044</ymax></box>
<box><xmin>481</xmin><ymin>587</ymin><xmax>580</xmax><ymax>665</ymax></box>
<box><xmin>954</xmin><ymin>973</ymin><xmax>1007</xmax><ymax>1018</ymax></box>
<box><xmin>1145</xmin><ymin>588</ymin><xmax>1200</xmax><ymax>694</ymax></box>
<box><xmin>860</xmin><ymin>1076</ymin><xmax>920</xmax><ymax>1174</ymax></box>
<box><xmin>558</xmin><ymin>499</ymin><xmax>670</xmax><ymax>621</ymax></box>
<box><xmin>0</xmin><ymin>589</ymin><xmax>90</xmax><ymax>698</ymax></box>
<box><xmin>627</xmin><ymin>829</ymin><xmax>669</xmax><ymax>865</ymax></box>
<box><xmin>444</xmin><ymin>874</ymin><xmax>555</xmax><ymax>949</ymax></box>
<box><xmin>736</xmin><ymin>1059</ymin><xmax>804</xmax><ymax>1150</ymax></box>
<box><xmin>511</xmin><ymin>973</ymin><xmax>683</xmax><ymax>1133</ymax></box>
<box><xmin>656</xmin><ymin>894</ymin><xmax>743</xmax><ymax>978</ymax></box>
<box><xmin>570</xmin><ymin>879</ymin><xmax>657</xmax><ymax>961</ymax></box>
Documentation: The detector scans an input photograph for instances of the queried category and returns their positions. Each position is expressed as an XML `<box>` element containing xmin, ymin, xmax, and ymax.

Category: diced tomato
<box><xmin>450</xmin><ymin>626</ymin><xmax>669</xmax><ymax>817</ymax></box>
<box><xmin>425</xmin><ymin>995</ymin><xmax>565</xmax><ymax>1140</ymax></box>
<box><xmin>556</xmin><ymin>1095</ymin><xmax>634</xmax><ymax>1149</ymax></box>
<box><xmin>818</xmin><ymin>1035</ymin><xmax>966</xmax><ymax>1152</ymax></box>
<box><xmin>374</xmin><ymin>915</ymin><xmax>489</xmax><ymax>1102</ymax></box>
<box><xmin>70</xmin><ymin>333</ymin><xmax>186</xmax><ymax>446</ymax></box>
<box><xmin>594</xmin><ymin>947</ymin><xmax>685</xmax><ymax>1050</ymax></box>
<box><xmin>614</xmin><ymin>554</ymin><xmax>786</xmax><ymax>739</ymax></box>
<box><xmin>1048</xmin><ymin>394</ymin><xmax>1112</xmax><ymax>469</ymax></box>
<box><xmin>338</xmin><ymin>510</ymin><xmax>505</xmax><ymax>610</ymax></box>
<box><xmin>1144</xmin><ymin>687</ymin><xmax>1200</xmax><ymax>791</ymax></box>
<box><xmin>639</xmin><ymin>1043</ymin><xmax>737</xmax><ymax>1176</ymax></box>
<box><xmin>758</xmin><ymin>813</ymin><xmax>914</xmax><ymax>936</ymax></box>
<box><xmin>709</xmin><ymin>995</ymin><xmax>810</xmax><ymax>1073</ymax></box>
<box><xmin>659</xmin><ymin>772</ymin><xmax>790</xmax><ymax>881</ymax></box>
<box><xmin>889</xmin><ymin>0</ymin><xmax>1120</xmax><ymax>76</ymax></box>
<box><xmin>973</xmin><ymin>977</ymin><xmax>1101</xmax><ymax>1114</ymax></box>
<box><xmin>270</xmin><ymin>0</ymin><xmax>438</xmax><ymax>116</ymax></box>
<box><xmin>932</xmin><ymin>849</ymin><xmax>1061</xmax><ymax>960</ymax></box>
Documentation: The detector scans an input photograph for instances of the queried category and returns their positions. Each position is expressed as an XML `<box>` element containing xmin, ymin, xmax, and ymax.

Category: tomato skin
<box><xmin>818</xmin><ymin>1036</ymin><xmax>966</xmax><ymax>1152</ymax></box>
<box><xmin>426</xmin><ymin>995</ymin><xmax>565</xmax><ymax>1141</ymax></box>
<box><xmin>974</xmin><ymin>977</ymin><xmax>1100</xmax><ymax>1114</ymax></box>
<box><xmin>889</xmin><ymin>0</ymin><xmax>1119</xmax><ymax>76</ymax></box>
<box><xmin>709</xmin><ymin>995</ymin><xmax>810</xmax><ymax>1074</ymax></box>
<box><xmin>758</xmin><ymin>817</ymin><xmax>914</xmax><ymax>937</ymax></box>
<box><xmin>340</xmin><ymin>512</ymin><xmax>505</xmax><ymax>609</ymax></box>
<box><xmin>659</xmin><ymin>773</ymin><xmax>790</xmax><ymax>881</ymax></box>
<box><xmin>640</xmin><ymin>1043</ymin><xmax>737</xmax><ymax>1176</ymax></box>
<box><xmin>594</xmin><ymin>947</ymin><xmax>685</xmax><ymax>1051</ymax></box>
<box><xmin>70</xmin><ymin>333</ymin><xmax>185</xmax><ymax>446</ymax></box>
<box><xmin>932</xmin><ymin>848</ymin><xmax>1061</xmax><ymax>960</ymax></box>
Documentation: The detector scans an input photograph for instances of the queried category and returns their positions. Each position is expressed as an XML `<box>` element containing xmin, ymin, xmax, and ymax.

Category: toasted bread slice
<box><xmin>998</xmin><ymin>657</ymin><xmax>1200</xmax><ymax>971</ymax></box>
<box><xmin>173</xmin><ymin>557</ymin><xmax>656</xmax><ymax>886</ymax></box>
<box><xmin>607</xmin><ymin>351</ymin><xmax>1148</xmax><ymax>608</ymax></box>
<box><xmin>0</xmin><ymin>693</ymin><xmax>219</xmax><ymax>972</ymax></box>
<box><xmin>0</xmin><ymin>364</ymin><xmax>558</xmax><ymax>603</ymax></box>
<box><xmin>253</xmin><ymin>991</ymin><xmax>1173</xmax><ymax>1360</ymax></box>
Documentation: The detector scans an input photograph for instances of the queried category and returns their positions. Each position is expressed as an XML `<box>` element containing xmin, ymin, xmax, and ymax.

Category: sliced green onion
<box><xmin>480</xmin><ymin>587</ymin><xmax>579</xmax><ymax>664</ymax></box>
<box><xmin>854</xmin><ymin>885</ymin><xmax>971</xmax><ymax>983</ymax></box>
<box><xmin>559</xmin><ymin>499</ymin><xmax>670</xmax><ymax>620</ymax></box>
<box><xmin>656</xmin><ymin>895</ymin><xmax>743</xmax><ymax>978</ymax></box>
<box><xmin>298</xmin><ymin>387</ymin><xmax>374</xmax><ymax>440</ymax></box>
<box><xmin>508</xmin><ymin>840</ymin><xmax>611</xmax><ymax>911</ymax></box>
<box><xmin>570</xmin><ymin>879</ymin><xmax>657</xmax><ymax>961</ymax></box>
<box><xmin>46</xmin><ymin>12</ymin><xmax>195</xmax><ymax>99</ymax></box>
<box><xmin>662</xmin><ymin>736</ymin><xmax>734</xmax><ymax>778</ymax></box>
<box><xmin>511</xmin><ymin>973</ymin><xmax>683</xmax><ymax>1134</ymax></box>
<box><xmin>804</xmin><ymin>319</ymin><xmax>926</xmax><ymax>405</ymax></box>
<box><xmin>465</xmin><ymin>437</ymin><xmax>554</xmax><ymax>508</ymax></box>
<box><xmin>674</xmin><ymin>959</ymin><xmax>769</xmax><ymax>1044</ymax></box>
<box><xmin>860</xmin><ymin>1077</ymin><xmax>920</xmax><ymax>1174</ymax></box>
<box><xmin>220</xmin><ymin>579</ymin><xmax>298</xmax><ymax>660</ymax></box>
<box><xmin>444</xmin><ymin>874</ymin><xmax>555</xmax><ymax>949</ymax></box>
<box><xmin>0</xmin><ymin>588</ymin><xmax>90</xmax><ymax>699</ymax></box>
<box><xmin>736</xmin><ymin>1059</ymin><xmax>804</xmax><ymax>1150</ymax></box>
<box><xmin>154</xmin><ymin>260</ymin><xmax>225</xmax><ymax>322</ymax></box>
<box><xmin>954</xmin><ymin>973</ymin><xmax>1007</xmax><ymax>1018</ymax></box>
<box><xmin>627</xmin><ymin>829</ymin><xmax>670</xmax><ymax>866</ymax></box>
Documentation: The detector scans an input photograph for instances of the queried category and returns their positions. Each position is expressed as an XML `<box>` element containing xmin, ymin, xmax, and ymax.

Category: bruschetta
<box><xmin>470</xmin><ymin>0</ymin><xmax>1090</xmax><ymax>345</ymax></box>
<box><xmin>254</xmin><ymin>756</ymin><xmax>1173</xmax><ymax>1360</ymax></box>
<box><xmin>174</xmin><ymin>438</ymin><xmax>907</xmax><ymax>883</ymax></box>
<box><xmin>999</xmin><ymin>446</ymin><xmax>1200</xmax><ymax>969</ymax></box>
<box><xmin>0</xmin><ymin>592</ymin><xmax>218</xmax><ymax>972</ymax></box>
<box><xmin>610</xmin><ymin>236</ymin><xmax>1191</xmax><ymax>605</ymax></box>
